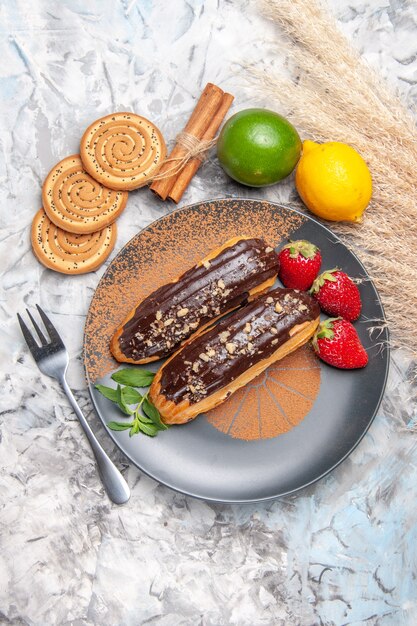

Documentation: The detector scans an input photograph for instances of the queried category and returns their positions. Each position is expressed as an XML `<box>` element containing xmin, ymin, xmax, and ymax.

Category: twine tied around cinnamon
<box><xmin>149</xmin><ymin>83</ymin><xmax>234</xmax><ymax>203</ymax></box>
<box><xmin>150</xmin><ymin>132</ymin><xmax>217</xmax><ymax>182</ymax></box>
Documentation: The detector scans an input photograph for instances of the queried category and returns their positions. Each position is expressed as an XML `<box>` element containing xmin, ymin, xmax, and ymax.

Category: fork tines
<box><xmin>17</xmin><ymin>305</ymin><xmax>64</xmax><ymax>358</ymax></box>
<box><xmin>17</xmin><ymin>313</ymin><xmax>41</xmax><ymax>357</ymax></box>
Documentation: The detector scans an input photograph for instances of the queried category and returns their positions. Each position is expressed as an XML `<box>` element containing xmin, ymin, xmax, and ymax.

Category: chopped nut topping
<box><xmin>183</xmin><ymin>324</ymin><xmax>190</xmax><ymax>334</ymax></box>
<box><xmin>145</xmin><ymin>339</ymin><xmax>153</xmax><ymax>347</ymax></box>
<box><xmin>189</xmin><ymin>384</ymin><xmax>197</xmax><ymax>393</ymax></box>
<box><xmin>217</xmin><ymin>278</ymin><xmax>225</xmax><ymax>289</ymax></box>
<box><xmin>156</xmin><ymin>310</ymin><xmax>162</xmax><ymax>321</ymax></box>
<box><xmin>223</xmin><ymin>289</ymin><xmax>231</xmax><ymax>297</ymax></box>
<box><xmin>271</xmin><ymin>327</ymin><xmax>278</xmax><ymax>334</ymax></box>
<box><xmin>177</xmin><ymin>308</ymin><xmax>189</xmax><ymax>317</ymax></box>
<box><xmin>275</xmin><ymin>302</ymin><xmax>283</xmax><ymax>313</ymax></box>
<box><xmin>266</xmin><ymin>297</ymin><xmax>274</xmax><ymax>304</ymax></box>
<box><xmin>265</xmin><ymin>246</ymin><xmax>274</xmax><ymax>253</ymax></box>
<box><xmin>189</xmin><ymin>321</ymin><xmax>199</xmax><ymax>329</ymax></box>
<box><xmin>272</xmin><ymin>338</ymin><xmax>278</xmax><ymax>345</ymax></box>
<box><xmin>164</xmin><ymin>318</ymin><xmax>174</xmax><ymax>326</ymax></box>
<box><xmin>247</xmin><ymin>342</ymin><xmax>254</xmax><ymax>351</ymax></box>
<box><xmin>244</xmin><ymin>322</ymin><xmax>252</xmax><ymax>334</ymax></box>
<box><xmin>206</xmin><ymin>347</ymin><xmax>216</xmax><ymax>357</ymax></box>
<box><xmin>201</xmin><ymin>305</ymin><xmax>208</xmax><ymax>315</ymax></box>
<box><xmin>192</xmin><ymin>362</ymin><xmax>200</xmax><ymax>373</ymax></box>
<box><xmin>226</xmin><ymin>342</ymin><xmax>237</xmax><ymax>354</ymax></box>
<box><xmin>219</xmin><ymin>331</ymin><xmax>230</xmax><ymax>343</ymax></box>
<box><xmin>184</xmin><ymin>360</ymin><xmax>192</xmax><ymax>365</ymax></box>
<box><xmin>199</xmin><ymin>352</ymin><xmax>210</xmax><ymax>362</ymax></box>
<box><xmin>299</xmin><ymin>304</ymin><xmax>308</xmax><ymax>311</ymax></box>
<box><xmin>203</xmin><ymin>260</ymin><xmax>211</xmax><ymax>269</ymax></box>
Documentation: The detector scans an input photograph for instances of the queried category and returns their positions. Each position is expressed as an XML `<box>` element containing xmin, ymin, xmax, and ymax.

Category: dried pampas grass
<box><xmin>248</xmin><ymin>0</ymin><xmax>417</xmax><ymax>357</ymax></box>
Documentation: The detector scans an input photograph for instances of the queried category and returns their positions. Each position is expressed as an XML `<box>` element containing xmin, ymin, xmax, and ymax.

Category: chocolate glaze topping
<box><xmin>159</xmin><ymin>288</ymin><xmax>320</xmax><ymax>405</ymax></box>
<box><xmin>118</xmin><ymin>238</ymin><xmax>279</xmax><ymax>360</ymax></box>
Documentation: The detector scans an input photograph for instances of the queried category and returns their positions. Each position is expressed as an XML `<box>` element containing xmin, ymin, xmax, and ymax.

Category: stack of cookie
<box><xmin>32</xmin><ymin>113</ymin><xmax>166</xmax><ymax>275</ymax></box>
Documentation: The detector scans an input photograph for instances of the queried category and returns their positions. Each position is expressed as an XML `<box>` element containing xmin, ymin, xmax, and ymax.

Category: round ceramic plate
<box><xmin>84</xmin><ymin>199</ymin><xmax>389</xmax><ymax>503</ymax></box>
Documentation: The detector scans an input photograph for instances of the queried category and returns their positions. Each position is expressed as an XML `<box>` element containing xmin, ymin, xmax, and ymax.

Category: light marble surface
<box><xmin>1</xmin><ymin>1</ymin><xmax>417</xmax><ymax>624</ymax></box>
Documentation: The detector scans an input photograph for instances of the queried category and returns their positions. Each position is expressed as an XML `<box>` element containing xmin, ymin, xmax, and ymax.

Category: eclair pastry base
<box><xmin>110</xmin><ymin>236</ymin><xmax>278</xmax><ymax>364</ymax></box>
<box><xmin>149</xmin><ymin>317</ymin><xmax>320</xmax><ymax>425</ymax></box>
<box><xmin>80</xmin><ymin>112</ymin><xmax>167</xmax><ymax>191</ymax></box>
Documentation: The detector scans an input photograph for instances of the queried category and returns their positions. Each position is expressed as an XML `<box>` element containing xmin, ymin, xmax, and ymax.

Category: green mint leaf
<box><xmin>107</xmin><ymin>421</ymin><xmax>134</xmax><ymax>431</ymax></box>
<box><xmin>137</xmin><ymin>413</ymin><xmax>155</xmax><ymax>425</ymax></box>
<box><xmin>95</xmin><ymin>384</ymin><xmax>141</xmax><ymax>408</ymax></box>
<box><xmin>111</xmin><ymin>368</ymin><xmax>155</xmax><ymax>388</ymax></box>
<box><xmin>138</xmin><ymin>422</ymin><xmax>159</xmax><ymax>437</ymax></box>
<box><xmin>95</xmin><ymin>384</ymin><xmax>118</xmax><ymax>402</ymax></box>
<box><xmin>143</xmin><ymin>398</ymin><xmax>168</xmax><ymax>430</ymax></box>
<box><xmin>129</xmin><ymin>422</ymin><xmax>141</xmax><ymax>437</ymax></box>
<box><xmin>116</xmin><ymin>384</ymin><xmax>134</xmax><ymax>416</ymax></box>
<box><xmin>122</xmin><ymin>386</ymin><xmax>142</xmax><ymax>405</ymax></box>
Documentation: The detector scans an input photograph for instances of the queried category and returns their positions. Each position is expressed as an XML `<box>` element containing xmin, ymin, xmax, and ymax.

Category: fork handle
<box><xmin>60</xmin><ymin>377</ymin><xmax>131</xmax><ymax>504</ymax></box>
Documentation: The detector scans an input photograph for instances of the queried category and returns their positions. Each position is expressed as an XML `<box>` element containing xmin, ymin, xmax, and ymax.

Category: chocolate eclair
<box><xmin>149</xmin><ymin>288</ymin><xmax>320</xmax><ymax>424</ymax></box>
<box><xmin>111</xmin><ymin>236</ymin><xmax>280</xmax><ymax>364</ymax></box>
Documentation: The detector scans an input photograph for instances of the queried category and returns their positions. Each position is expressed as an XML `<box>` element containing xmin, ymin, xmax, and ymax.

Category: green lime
<box><xmin>217</xmin><ymin>108</ymin><xmax>301</xmax><ymax>187</ymax></box>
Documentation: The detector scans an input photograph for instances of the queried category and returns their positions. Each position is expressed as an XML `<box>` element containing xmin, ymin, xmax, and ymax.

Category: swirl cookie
<box><xmin>31</xmin><ymin>208</ymin><xmax>117</xmax><ymax>275</ymax></box>
<box><xmin>80</xmin><ymin>112</ymin><xmax>167</xmax><ymax>191</ymax></box>
<box><xmin>42</xmin><ymin>155</ymin><xmax>128</xmax><ymax>234</ymax></box>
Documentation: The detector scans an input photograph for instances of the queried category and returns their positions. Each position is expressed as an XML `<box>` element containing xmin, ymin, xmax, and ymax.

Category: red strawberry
<box><xmin>278</xmin><ymin>240</ymin><xmax>322</xmax><ymax>290</ymax></box>
<box><xmin>310</xmin><ymin>269</ymin><xmax>361</xmax><ymax>321</ymax></box>
<box><xmin>312</xmin><ymin>318</ymin><xmax>368</xmax><ymax>369</ymax></box>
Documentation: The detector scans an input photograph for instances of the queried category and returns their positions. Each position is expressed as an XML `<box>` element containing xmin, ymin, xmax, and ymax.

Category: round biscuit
<box><xmin>80</xmin><ymin>112</ymin><xmax>166</xmax><ymax>191</ymax></box>
<box><xmin>31</xmin><ymin>208</ymin><xmax>117</xmax><ymax>275</ymax></box>
<box><xmin>42</xmin><ymin>154</ymin><xmax>128</xmax><ymax>234</ymax></box>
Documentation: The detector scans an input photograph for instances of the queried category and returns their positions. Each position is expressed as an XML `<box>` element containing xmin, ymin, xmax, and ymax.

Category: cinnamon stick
<box><xmin>150</xmin><ymin>83</ymin><xmax>224</xmax><ymax>200</ymax></box>
<box><xmin>168</xmin><ymin>92</ymin><xmax>234</xmax><ymax>203</ymax></box>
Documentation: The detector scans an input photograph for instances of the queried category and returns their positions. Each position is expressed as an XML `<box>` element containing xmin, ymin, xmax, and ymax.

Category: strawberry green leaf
<box><xmin>310</xmin><ymin>268</ymin><xmax>338</xmax><ymax>293</ymax></box>
<box><xmin>283</xmin><ymin>239</ymin><xmax>318</xmax><ymax>259</ymax></box>
<box><xmin>315</xmin><ymin>317</ymin><xmax>341</xmax><ymax>340</ymax></box>
<box><xmin>317</xmin><ymin>328</ymin><xmax>334</xmax><ymax>339</ymax></box>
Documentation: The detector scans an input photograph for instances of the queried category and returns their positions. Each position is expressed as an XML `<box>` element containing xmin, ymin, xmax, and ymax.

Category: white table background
<box><xmin>1</xmin><ymin>1</ymin><xmax>417</xmax><ymax>624</ymax></box>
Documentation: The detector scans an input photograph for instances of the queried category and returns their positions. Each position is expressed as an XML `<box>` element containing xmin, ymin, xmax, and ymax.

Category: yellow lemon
<box><xmin>295</xmin><ymin>140</ymin><xmax>372</xmax><ymax>222</ymax></box>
